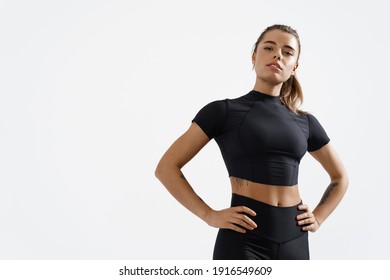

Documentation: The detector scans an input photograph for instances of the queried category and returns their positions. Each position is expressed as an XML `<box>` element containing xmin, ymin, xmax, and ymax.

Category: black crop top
<box><xmin>192</xmin><ymin>90</ymin><xmax>330</xmax><ymax>186</ymax></box>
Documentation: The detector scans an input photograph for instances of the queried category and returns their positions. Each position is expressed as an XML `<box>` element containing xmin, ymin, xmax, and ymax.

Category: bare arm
<box><xmin>310</xmin><ymin>143</ymin><xmax>349</xmax><ymax>224</ymax></box>
<box><xmin>155</xmin><ymin>123</ymin><xmax>257</xmax><ymax>233</ymax></box>
<box><xmin>155</xmin><ymin>122</ymin><xmax>212</xmax><ymax>221</ymax></box>
<box><xmin>297</xmin><ymin>143</ymin><xmax>349</xmax><ymax>231</ymax></box>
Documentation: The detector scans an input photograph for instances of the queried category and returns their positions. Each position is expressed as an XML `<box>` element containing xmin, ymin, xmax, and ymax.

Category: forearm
<box><xmin>155</xmin><ymin>163</ymin><xmax>213</xmax><ymax>223</ymax></box>
<box><xmin>312</xmin><ymin>176</ymin><xmax>348</xmax><ymax>225</ymax></box>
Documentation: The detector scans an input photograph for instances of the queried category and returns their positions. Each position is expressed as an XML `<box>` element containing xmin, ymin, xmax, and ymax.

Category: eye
<box><xmin>264</xmin><ymin>46</ymin><xmax>273</xmax><ymax>51</ymax></box>
<box><xmin>284</xmin><ymin>51</ymin><xmax>294</xmax><ymax>56</ymax></box>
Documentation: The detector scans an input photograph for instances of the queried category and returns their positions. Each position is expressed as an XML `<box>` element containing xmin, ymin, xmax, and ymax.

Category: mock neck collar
<box><xmin>248</xmin><ymin>90</ymin><xmax>282</xmax><ymax>104</ymax></box>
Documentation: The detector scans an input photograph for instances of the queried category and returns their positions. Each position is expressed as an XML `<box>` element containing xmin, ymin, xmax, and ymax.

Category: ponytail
<box><xmin>280</xmin><ymin>74</ymin><xmax>306</xmax><ymax>115</ymax></box>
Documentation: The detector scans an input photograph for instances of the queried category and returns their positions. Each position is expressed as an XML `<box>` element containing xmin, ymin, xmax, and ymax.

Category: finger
<box><xmin>301</xmin><ymin>225</ymin><xmax>310</xmax><ymax>231</ymax></box>
<box><xmin>296</xmin><ymin>211</ymin><xmax>313</xmax><ymax>221</ymax></box>
<box><xmin>300</xmin><ymin>220</ymin><xmax>315</xmax><ymax>231</ymax></box>
<box><xmin>297</xmin><ymin>217</ymin><xmax>315</xmax><ymax>226</ymax></box>
<box><xmin>231</xmin><ymin>217</ymin><xmax>255</xmax><ymax>230</ymax></box>
<box><xmin>302</xmin><ymin>223</ymin><xmax>317</xmax><ymax>232</ymax></box>
<box><xmin>229</xmin><ymin>223</ymin><xmax>246</xmax><ymax>233</ymax></box>
<box><xmin>238</xmin><ymin>214</ymin><xmax>258</xmax><ymax>228</ymax></box>
<box><xmin>298</xmin><ymin>204</ymin><xmax>308</xmax><ymax>211</ymax></box>
<box><xmin>235</xmin><ymin>206</ymin><xmax>257</xmax><ymax>217</ymax></box>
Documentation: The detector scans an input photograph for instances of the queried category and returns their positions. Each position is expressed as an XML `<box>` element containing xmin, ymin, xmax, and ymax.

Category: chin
<box><xmin>258</xmin><ymin>74</ymin><xmax>285</xmax><ymax>85</ymax></box>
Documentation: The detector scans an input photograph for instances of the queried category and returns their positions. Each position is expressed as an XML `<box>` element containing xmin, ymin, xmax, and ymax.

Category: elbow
<box><xmin>155</xmin><ymin>159</ymin><xmax>178</xmax><ymax>181</ymax></box>
<box><xmin>344</xmin><ymin>174</ymin><xmax>349</xmax><ymax>192</ymax></box>
<box><xmin>331</xmin><ymin>171</ymin><xmax>349</xmax><ymax>192</ymax></box>
<box><xmin>341</xmin><ymin>169</ymin><xmax>349</xmax><ymax>188</ymax></box>
<box><xmin>340</xmin><ymin>175</ymin><xmax>349</xmax><ymax>194</ymax></box>
<box><xmin>154</xmin><ymin>161</ymin><xmax>164</xmax><ymax>181</ymax></box>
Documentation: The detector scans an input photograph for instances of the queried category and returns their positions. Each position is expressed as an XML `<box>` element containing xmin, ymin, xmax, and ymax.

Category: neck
<box><xmin>253</xmin><ymin>77</ymin><xmax>282</xmax><ymax>97</ymax></box>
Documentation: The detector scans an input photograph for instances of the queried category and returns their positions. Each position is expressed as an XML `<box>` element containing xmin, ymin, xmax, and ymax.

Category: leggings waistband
<box><xmin>231</xmin><ymin>193</ymin><xmax>306</xmax><ymax>243</ymax></box>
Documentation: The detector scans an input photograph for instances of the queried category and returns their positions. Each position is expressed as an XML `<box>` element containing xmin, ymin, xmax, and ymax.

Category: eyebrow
<box><xmin>263</xmin><ymin>40</ymin><xmax>296</xmax><ymax>52</ymax></box>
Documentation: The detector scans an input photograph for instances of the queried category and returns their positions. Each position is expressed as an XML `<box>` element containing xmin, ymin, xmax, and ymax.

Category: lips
<box><xmin>266</xmin><ymin>62</ymin><xmax>282</xmax><ymax>71</ymax></box>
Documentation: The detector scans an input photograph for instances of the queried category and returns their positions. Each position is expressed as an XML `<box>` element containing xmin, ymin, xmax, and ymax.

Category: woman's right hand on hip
<box><xmin>204</xmin><ymin>206</ymin><xmax>257</xmax><ymax>233</ymax></box>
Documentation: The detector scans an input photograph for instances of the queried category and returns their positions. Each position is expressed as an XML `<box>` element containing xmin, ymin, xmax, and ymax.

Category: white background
<box><xmin>0</xmin><ymin>0</ymin><xmax>389</xmax><ymax>259</ymax></box>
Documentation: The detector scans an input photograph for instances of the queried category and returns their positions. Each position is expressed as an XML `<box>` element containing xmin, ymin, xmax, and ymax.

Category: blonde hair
<box><xmin>253</xmin><ymin>24</ymin><xmax>306</xmax><ymax>115</ymax></box>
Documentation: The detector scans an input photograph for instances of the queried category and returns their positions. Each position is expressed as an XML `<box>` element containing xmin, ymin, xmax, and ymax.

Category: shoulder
<box><xmin>306</xmin><ymin>113</ymin><xmax>326</xmax><ymax>130</ymax></box>
<box><xmin>191</xmin><ymin>92</ymin><xmax>254</xmax><ymax>133</ymax></box>
<box><xmin>199</xmin><ymin>99</ymin><xmax>228</xmax><ymax>112</ymax></box>
<box><xmin>291</xmin><ymin>112</ymin><xmax>325</xmax><ymax>128</ymax></box>
<box><xmin>191</xmin><ymin>99</ymin><xmax>228</xmax><ymax>139</ymax></box>
<box><xmin>193</xmin><ymin>99</ymin><xmax>228</xmax><ymax>121</ymax></box>
<box><xmin>194</xmin><ymin>92</ymin><xmax>252</xmax><ymax>115</ymax></box>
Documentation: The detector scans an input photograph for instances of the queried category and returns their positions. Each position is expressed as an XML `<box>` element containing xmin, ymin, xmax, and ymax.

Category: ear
<box><xmin>291</xmin><ymin>63</ymin><xmax>299</xmax><ymax>75</ymax></box>
<box><xmin>252</xmin><ymin>52</ymin><xmax>256</xmax><ymax>65</ymax></box>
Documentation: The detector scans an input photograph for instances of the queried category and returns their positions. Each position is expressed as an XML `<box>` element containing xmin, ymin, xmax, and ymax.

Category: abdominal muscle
<box><xmin>230</xmin><ymin>176</ymin><xmax>302</xmax><ymax>207</ymax></box>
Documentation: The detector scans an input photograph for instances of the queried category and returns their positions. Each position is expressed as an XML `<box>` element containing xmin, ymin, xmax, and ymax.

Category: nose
<box><xmin>273</xmin><ymin>49</ymin><xmax>282</xmax><ymax>60</ymax></box>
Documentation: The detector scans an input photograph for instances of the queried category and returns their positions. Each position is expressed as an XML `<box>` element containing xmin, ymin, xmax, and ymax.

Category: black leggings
<box><xmin>213</xmin><ymin>193</ymin><xmax>309</xmax><ymax>260</ymax></box>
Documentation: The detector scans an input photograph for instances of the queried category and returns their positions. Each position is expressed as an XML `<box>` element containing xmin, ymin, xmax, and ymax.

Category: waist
<box><xmin>230</xmin><ymin>193</ymin><xmax>306</xmax><ymax>242</ymax></box>
<box><xmin>230</xmin><ymin>176</ymin><xmax>301</xmax><ymax>207</ymax></box>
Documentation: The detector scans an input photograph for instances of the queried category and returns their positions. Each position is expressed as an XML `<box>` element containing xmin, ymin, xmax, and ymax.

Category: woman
<box><xmin>155</xmin><ymin>24</ymin><xmax>348</xmax><ymax>260</ymax></box>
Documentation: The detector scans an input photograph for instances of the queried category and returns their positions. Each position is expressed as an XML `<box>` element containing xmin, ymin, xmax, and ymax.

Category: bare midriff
<box><xmin>230</xmin><ymin>176</ymin><xmax>302</xmax><ymax>207</ymax></box>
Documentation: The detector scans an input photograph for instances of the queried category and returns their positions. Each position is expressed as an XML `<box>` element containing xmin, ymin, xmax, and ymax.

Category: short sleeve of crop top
<box><xmin>191</xmin><ymin>100</ymin><xmax>227</xmax><ymax>139</ymax></box>
<box><xmin>307</xmin><ymin>113</ymin><xmax>330</xmax><ymax>152</ymax></box>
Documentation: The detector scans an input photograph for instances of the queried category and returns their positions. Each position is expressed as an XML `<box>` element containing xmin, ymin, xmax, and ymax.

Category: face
<box><xmin>252</xmin><ymin>29</ymin><xmax>299</xmax><ymax>85</ymax></box>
